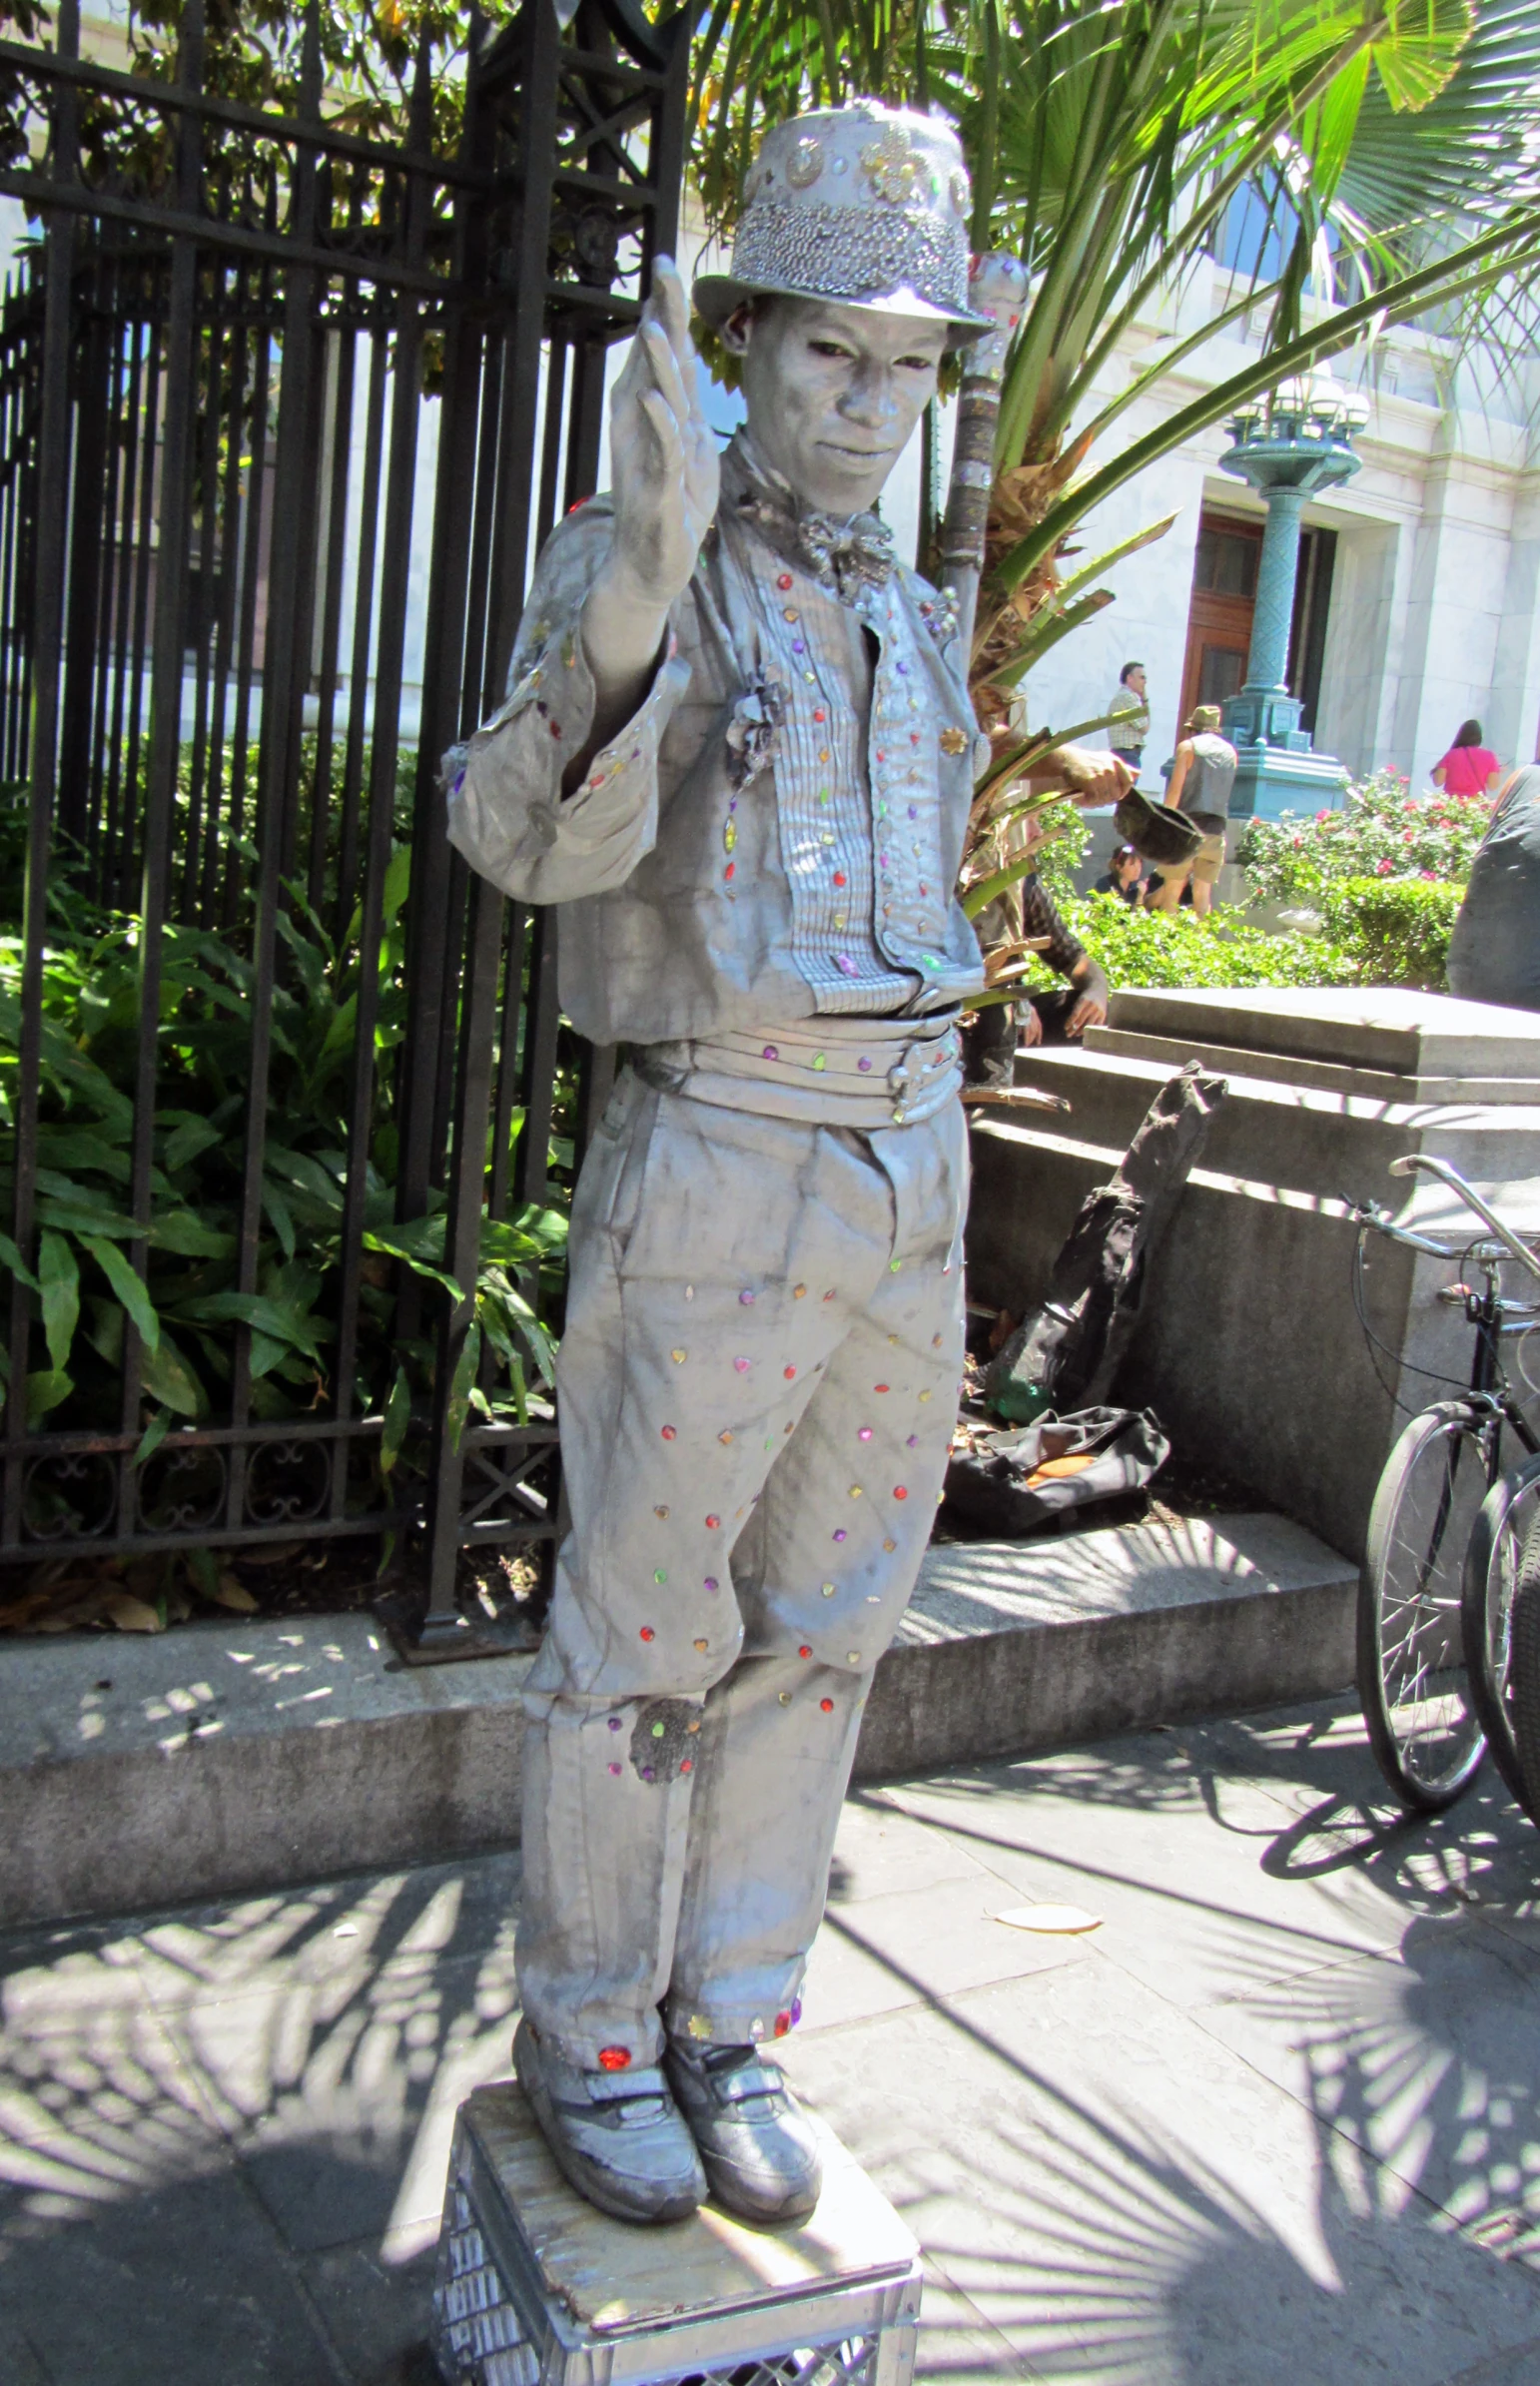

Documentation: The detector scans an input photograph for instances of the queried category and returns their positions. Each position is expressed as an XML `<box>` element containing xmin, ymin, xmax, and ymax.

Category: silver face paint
<box><xmin>731</xmin><ymin>298</ymin><xmax>947</xmax><ymax>517</ymax></box>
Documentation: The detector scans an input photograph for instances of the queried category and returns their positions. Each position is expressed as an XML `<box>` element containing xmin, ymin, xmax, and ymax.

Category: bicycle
<box><xmin>1351</xmin><ymin>1154</ymin><xmax>1540</xmax><ymax>1813</ymax></box>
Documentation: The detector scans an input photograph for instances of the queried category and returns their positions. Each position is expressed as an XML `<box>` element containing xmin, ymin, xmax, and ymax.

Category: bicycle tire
<box><xmin>1506</xmin><ymin>1512</ymin><xmax>1540</xmax><ymax>1823</ymax></box>
<box><xmin>1358</xmin><ymin>1401</ymin><xmax>1489</xmax><ymax>1811</ymax></box>
<box><xmin>1461</xmin><ymin>1453</ymin><xmax>1540</xmax><ymax>1820</ymax></box>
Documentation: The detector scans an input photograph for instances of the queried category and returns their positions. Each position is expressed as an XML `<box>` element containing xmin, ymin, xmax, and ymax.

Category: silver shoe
<box><xmin>514</xmin><ymin>2017</ymin><xmax>706</xmax><ymax>2225</ymax></box>
<box><xmin>664</xmin><ymin>2039</ymin><xmax>824</xmax><ymax>2224</ymax></box>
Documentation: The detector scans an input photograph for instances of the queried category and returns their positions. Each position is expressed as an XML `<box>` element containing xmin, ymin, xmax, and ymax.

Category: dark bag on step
<box><xmin>985</xmin><ymin>1059</ymin><xmax>1226</xmax><ymax>1421</ymax></box>
<box><xmin>944</xmin><ymin>1406</ymin><xmax>1170</xmax><ymax>1537</ymax></box>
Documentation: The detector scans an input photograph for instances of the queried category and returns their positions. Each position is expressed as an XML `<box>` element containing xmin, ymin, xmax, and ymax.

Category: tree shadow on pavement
<box><xmin>0</xmin><ymin>1856</ymin><xmax>520</xmax><ymax>2383</ymax></box>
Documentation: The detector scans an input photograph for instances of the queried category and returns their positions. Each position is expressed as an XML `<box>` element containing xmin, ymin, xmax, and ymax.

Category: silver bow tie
<box><xmin>794</xmin><ymin>510</ymin><xmax>896</xmax><ymax>602</ymax></box>
<box><xmin>737</xmin><ymin>484</ymin><xmax>896</xmax><ymax>606</ymax></box>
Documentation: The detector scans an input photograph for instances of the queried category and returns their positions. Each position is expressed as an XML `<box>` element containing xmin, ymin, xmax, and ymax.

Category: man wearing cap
<box><xmin>447</xmin><ymin>103</ymin><xmax>1126</xmax><ymax>2229</ymax></box>
<box><xmin>1147</xmin><ymin>704</ymin><xmax>1238</xmax><ymax>917</ymax></box>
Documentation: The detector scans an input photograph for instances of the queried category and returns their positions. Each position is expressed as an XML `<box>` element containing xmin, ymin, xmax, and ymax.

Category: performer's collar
<box><xmin>725</xmin><ymin>430</ymin><xmax>896</xmax><ymax>607</ymax></box>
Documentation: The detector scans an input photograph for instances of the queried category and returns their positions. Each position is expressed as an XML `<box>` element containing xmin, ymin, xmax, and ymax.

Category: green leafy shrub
<box><xmin>1238</xmin><ymin>766</ymin><xmax>1493</xmax><ymax>905</ymax></box>
<box><xmin>0</xmin><ymin>843</ymin><xmax>566</xmax><ymax>1452</ymax></box>
<box><xmin>1026</xmin><ymin>891</ymin><xmax>1356</xmax><ymax>993</ymax></box>
<box><xmin>1318</xmin><ymin>876</ymin><xmax>1462</xmax><ymax>990</ymax></box>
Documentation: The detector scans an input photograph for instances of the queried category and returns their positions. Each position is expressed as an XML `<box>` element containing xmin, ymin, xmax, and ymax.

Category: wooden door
<box><xmin>1180</xmin><ymin>512</ymin><xmax>1261</xmax><ymax>724</ymax></box>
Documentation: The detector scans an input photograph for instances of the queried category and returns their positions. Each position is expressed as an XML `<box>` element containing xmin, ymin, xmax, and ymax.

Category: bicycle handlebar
<box><xmin>1350</xmin><ymin>1200</ymin><xmax>1461</xmax><ymax>1260</ymax></box>
<box><xmin>1386</xmin><ymin>1153</ymin><xmax>1540</xmax><ymax>1284</ymax></box>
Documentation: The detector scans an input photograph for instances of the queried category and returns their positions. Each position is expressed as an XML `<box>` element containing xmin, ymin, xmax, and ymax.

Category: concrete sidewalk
<box><xmin>3</xmin><ymin>1692</ymin><xmax>1539</xmax><ymax>2385</ymax></box>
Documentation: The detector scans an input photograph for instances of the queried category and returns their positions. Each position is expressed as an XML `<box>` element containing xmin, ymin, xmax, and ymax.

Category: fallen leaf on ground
<box><xmin>101</xmin><ymin>1591</ymin><xmax>164</xmax><ymax>1634</ymax></box>
<box><xmin>207</xmin><ymin>1573</ymin><xmax>260</xmax><ymax>1612</ymax></box>
<box><xmin>995</xmin><ymin>1905</ymin><xmax>1103</xmax><ymax>1934</ymax></box>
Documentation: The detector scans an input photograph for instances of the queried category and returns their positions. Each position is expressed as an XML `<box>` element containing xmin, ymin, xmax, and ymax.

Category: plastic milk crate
<box><xmin>431</xmin><ymin>2084</ymin><xmax>926</xmax><ymax>2386</ymax></box>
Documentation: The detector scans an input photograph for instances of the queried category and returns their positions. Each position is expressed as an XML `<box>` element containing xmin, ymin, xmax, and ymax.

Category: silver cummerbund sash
<box><xmin>634</xmin><ymin>1013</ymin><xmax>962</xmax><ymax>1130</ymax></box>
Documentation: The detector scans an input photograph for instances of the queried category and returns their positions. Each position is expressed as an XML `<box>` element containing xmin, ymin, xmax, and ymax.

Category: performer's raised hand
<box><xmin>606</xmin><ymin>257</ymin><xmax>719</xmax><ymax>611</ymax></box>
<box><xmin>579</xmin><ymin>259</ymin><xmax>718</xmax><ymax>755</ymax></box>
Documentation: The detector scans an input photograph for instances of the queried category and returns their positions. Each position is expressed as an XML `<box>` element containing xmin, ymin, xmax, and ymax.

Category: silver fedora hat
<box><xmin>693</xmin><ymin>104</ymin><xmax>992</xmax><ymax>343</ymax></box>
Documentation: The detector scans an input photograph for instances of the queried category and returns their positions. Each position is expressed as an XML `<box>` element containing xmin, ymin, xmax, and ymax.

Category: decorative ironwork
<box><xmin>0</xmin><ymin>0</ymin><xmax>689</xmax><ymax>1624</ymax></box>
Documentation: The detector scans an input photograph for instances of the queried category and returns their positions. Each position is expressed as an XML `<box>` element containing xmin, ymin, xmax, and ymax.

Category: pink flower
<box><xmin>1377</xmin><ymin>858</ymin><xmax>1393</xmax><ymax>875</ymax></box>
<box><xmin>1402</xmin><ymin>829</ymin><xmax>1415</xmax><ymax>843</ymax></box>
<box><xmin>1315</xmin><ymin>809</ymin><xmax>1330</xmax><ymax>823</ymax></box>
<box><xmin>1290</xmin><ymin>833</ymin><xmax>1303</xmax><ymax>847</ymax></box>
<box><xmin>1420</xmin><ymin>870</ymin><xmax>1436</xmax><ymax>881</ymax></box>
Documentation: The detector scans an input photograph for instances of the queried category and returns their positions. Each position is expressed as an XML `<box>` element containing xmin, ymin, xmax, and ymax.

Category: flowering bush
<box><xmin>1237</xmin><ymin>766</ymin><xmax>1494</xmax><ymax>905</ymax></box>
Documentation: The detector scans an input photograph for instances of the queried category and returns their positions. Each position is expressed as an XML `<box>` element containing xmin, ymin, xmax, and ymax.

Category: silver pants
<box><xmin>516</xmin><ymin>1069</ymin><xmax>967</xmax><ymax>2069</ymax></box>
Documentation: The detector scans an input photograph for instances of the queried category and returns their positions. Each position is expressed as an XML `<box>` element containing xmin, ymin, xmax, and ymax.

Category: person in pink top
<box><xmin>1432</xmin><ymin>718</ymin><xmax>1503</xmax><ymax>797</ymax></box>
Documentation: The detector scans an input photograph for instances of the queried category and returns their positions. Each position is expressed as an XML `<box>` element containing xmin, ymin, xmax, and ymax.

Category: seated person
<box><xmin>1093</xmin><ymin>843</ymin><xmax>1145</xmax><ymax>906</ymax></box>
<box><xmin>962</xmin><ymin>874</ymin><xmax>1110</xmax><ymax>1086</ymax></box>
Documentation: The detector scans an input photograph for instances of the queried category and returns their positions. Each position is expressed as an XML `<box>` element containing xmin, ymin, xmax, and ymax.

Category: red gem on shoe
<box><xmin>598</xmin><ymin>2046</ymin><xmax>631</xmax><ymax>2071</ymax></box>
<box><xmin>640</xmin><ymin>1626</ymin><xmax>656</xmax><ymax>1642</ymax></box>
<box><xmin>774</xmin><ymin>2010</ymin><xmax>792</xmax><ymax>2036</ymax></box>
<box><xmin>820</xmin><ymin>1698</ymin><xmax>834</xmax><ymax>1713</ymax></box>
<box><xmin>798</xmin><ymin>1645</ymin><xmax>812</xmax><ymax>1658</ymax></box>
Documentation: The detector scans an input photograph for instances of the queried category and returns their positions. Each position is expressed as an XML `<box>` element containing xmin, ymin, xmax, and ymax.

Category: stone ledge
<box><xmin>0</xmin><ymin>1512</ymin><xmax>1355</xmax><ymax>1929</ymax></box>
<box><xmin>860</xmin><ymin>1511</ymin><xmax>1355</xmax><ymax>1778</ymax></box>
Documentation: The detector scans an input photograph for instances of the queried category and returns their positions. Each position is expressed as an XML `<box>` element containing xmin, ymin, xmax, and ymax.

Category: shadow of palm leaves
<box><xmin>0</xmin><ymin>1859</ymin><xmax>518</xmax><ymax>2261</ymax></box>
<box><xmin>824</xmin><ymin>1706</ymin><xmax>1540</xmax><ymax>2381</ymax></box>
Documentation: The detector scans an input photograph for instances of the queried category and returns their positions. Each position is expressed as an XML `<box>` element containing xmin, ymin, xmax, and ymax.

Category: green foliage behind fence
<box><xmin>0</xmin><ymin>794</ymin><xmax>566</xmax><ymax>1459</ymax></box>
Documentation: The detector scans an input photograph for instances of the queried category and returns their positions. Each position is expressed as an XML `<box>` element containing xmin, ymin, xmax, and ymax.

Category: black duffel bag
<box><xmin>944</xmin><ymin>1406</ymin><xmax>1170</xmax><ymax>1537</ymax></box>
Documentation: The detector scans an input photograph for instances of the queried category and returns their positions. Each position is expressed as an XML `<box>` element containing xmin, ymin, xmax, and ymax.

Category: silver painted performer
<box><xmin>447</xmin><ymin>103</ymin><xmax>1127</xmax><ymax>2228</ymax></box>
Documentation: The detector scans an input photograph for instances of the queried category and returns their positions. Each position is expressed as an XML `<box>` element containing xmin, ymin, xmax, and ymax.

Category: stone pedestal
<box><xmin>1227</xmin><ymin>741</ymin><xmax>1350</xmax><ymax>821</ymax></box>
<box><xmin>431</xmin><ymin>2083</ymin><xmax>924</xmax><ymax>2386</ymax></box>
<box><xmin>965</xmin><ymin>988</ymin><xmax>1540</xmax><ymax>1562</ymax></box>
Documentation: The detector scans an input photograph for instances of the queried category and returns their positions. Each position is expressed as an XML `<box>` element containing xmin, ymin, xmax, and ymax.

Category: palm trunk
<box><xmin>938</xmin><ymin>252</ymin><xmax>1027</xmax><ymax>667</ymax></box>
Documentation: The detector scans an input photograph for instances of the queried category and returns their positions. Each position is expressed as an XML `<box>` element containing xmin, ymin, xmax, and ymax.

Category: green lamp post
<box><xmin>1217</xmin><ymin>373</ymin><xmax>1368</xmax><ymax>820</ymax></box>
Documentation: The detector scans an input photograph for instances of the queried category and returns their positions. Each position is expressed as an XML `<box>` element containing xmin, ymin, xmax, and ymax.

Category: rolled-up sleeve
<box><xmin>445</xmin><ymin>502</ymin><xmax>692</xmax><ymax>905</ymax></box>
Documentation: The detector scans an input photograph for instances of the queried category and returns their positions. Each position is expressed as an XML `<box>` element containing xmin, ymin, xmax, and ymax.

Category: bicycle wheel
<box><xmin>1358</xmin><ymin>1401</ymin><xmax>1489</xmax><ymax>1811</ymax></box>
<box><xmin>1506</xmin><ymin>1513</ymin><xmax>1540</xmax><ymax>1821</ymax></box>
<box><xmin>1461</xmin><ymin>1452</ymin><xmax>1540</xmax><ymax>1820</ymax></box>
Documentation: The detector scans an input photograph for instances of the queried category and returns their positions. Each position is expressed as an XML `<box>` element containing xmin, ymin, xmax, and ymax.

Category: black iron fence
<box><xmin>0</xmin><ymin>0</ymin><xmax>686</xmax><ymax>1649</ymax></box>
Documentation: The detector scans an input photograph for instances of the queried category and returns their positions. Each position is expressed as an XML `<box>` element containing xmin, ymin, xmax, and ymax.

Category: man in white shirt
<box><xmin>1108</xmin><ymin>660</ymin><xmax>1150</xmax><ymax>775</ymax></box>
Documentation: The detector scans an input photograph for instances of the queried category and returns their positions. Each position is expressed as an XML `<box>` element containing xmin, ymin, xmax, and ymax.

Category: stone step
<box><xmin>1003</xmin><ymin>1041</ymin><xmax>1540</xmax><ymax>1203</ymax></box>
<box><xmin>0</xmin><ymin>1511</ymin><xmax>1355</xmax><ymax>1929</ymax></box>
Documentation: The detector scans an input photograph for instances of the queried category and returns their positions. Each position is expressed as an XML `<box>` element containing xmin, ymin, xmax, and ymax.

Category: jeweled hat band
<box><xmin>693</xmin><ymin>103</ymin><xmax>992</xmax><ymax>341</ymax></box>
<box><xmin>729</xmin><ymin>201</ymin><xmax>971</xmax><ymax>324</ymax></box>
